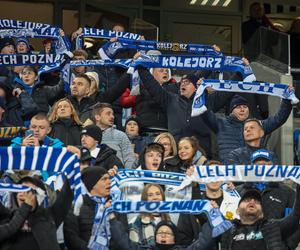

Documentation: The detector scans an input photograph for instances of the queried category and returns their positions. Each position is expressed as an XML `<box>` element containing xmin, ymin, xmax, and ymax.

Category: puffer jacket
<box><xmin>224</xmin><ymin>144</ymin><xmax>278</xmax><ymax>165</ymax></box>
<box><xmin>202</xmin><ymin>99</ymin><xmax>292</xmax><ymax>163</ymax></box>
<box><xmin>50</xmin><ymin>118</ymin><xmax>81</xmax><ymax>146</ymax></box>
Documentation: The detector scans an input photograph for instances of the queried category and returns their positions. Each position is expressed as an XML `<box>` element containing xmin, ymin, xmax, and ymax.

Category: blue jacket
<box><xmin>202</xmin><ymin>99</ymin><xmax>292</xmax><ymax>163</ymax></box>
<box><xmin>11</xmin><ymin>135</ymin><xmax>64</xmax><ymax>148</ymax></box>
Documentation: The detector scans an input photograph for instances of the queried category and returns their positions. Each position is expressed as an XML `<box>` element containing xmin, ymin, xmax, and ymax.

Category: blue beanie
<box><xmin>16</xmin><ymin>37</ymin><xmax>30</xmax><ymax>50</ymax></box>
<box><xmin>230</xmin><ymin>95</ymin><xmax>249</xmax><ymax>112</ymax></box>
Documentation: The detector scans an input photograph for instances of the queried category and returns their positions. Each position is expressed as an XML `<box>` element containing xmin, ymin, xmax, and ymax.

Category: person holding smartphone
<box><xmin>11</xmin><ymin>113</ymin><xmax>64</xmax><ymax>148</ymax></box>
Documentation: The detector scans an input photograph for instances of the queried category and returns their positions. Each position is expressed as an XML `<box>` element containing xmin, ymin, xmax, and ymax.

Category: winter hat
<box><xmin>125</xmin><ymin>116</ymin><xmax>141</xmax><ymax>133</ymax></box>
<box><xmin>155</xmin><ymin>220</ymin><xmax>179</xmax><ymax>243</ymax></box>
<box><xmin>16</xmin><ymin>37</ymin><xmax>30</xmax><ymax>50</ymax></box>
<box><xmin>181</xmin><ymin>74</ymin><xmax>199</xmax><ymax>88</ymax></box>
<box><xmin>81</xmin><ymin>125</ymin><xmax>102</xmax><ymax>143</ymax></box>
<box><xmin>85</xmin><ymin>71</ymin><xmax>99</xmax><ymax>88</ymax></box>
<box><xmin>229</xmin><ymin>95</ymin><xmax>249</xmax><ymax>113</ymax></box>
<box><xmin>251</xmin><ymin>149</ymin><xmax>273</xmax><ymax>163</ymax></box>
<box><xmin>81</xmin><ymin>165</ymin><xmax>108</xmax><ymax>192</ymax></box>
<box><xmin>238</xmin><ymin>189</ymin><xmax>262</xmax><ymax>206</ymax></box>
<box><xmin>0</xmin><ymin>38</ymin><xmax>15</xmax><ymax>52</ymax></box>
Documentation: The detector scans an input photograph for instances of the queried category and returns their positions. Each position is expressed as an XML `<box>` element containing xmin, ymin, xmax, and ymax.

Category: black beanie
<box><xmin>229</xmin><ymin>95</ymin><xmax>249</xmax><ymax>113</ymax></box>
<box><xmin>0</xmin><ymin>38</ymin><xmax>15</xmax><ymax>52</ymax></box>
<box><xmin>81</xmin><ymin>125</ymin><xmax>102</xmax><ymax>143</ymax></box>
<box><xmin>81</xmin><ymin>166</ymin><xmax>108</xmax><ymax>192</ymax></box>
<box><xmin>181</xmin><ymin>74</ymin><xmax>199</xmax><ymax>88</ymax></box>
<box><xmin>125</xmin><ymin>116</ymin><xmax>141</xmax><ymax>132</ymax></box>
<box><xmin>155</xmin><ymin>220</ymin><xmax>179</xmax><ymax>243</ymax></box>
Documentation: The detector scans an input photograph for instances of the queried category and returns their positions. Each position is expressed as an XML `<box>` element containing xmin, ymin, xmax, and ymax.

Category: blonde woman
<box><xmin>48</xmin><ymin>98</ymin><xmax>82</xmax><ymax>146</ymax></box>
<box><xmin>85</xmin><ymin>71</ymin><xmax>99</xmax><ymax>97</ymax></box>
<box><xmin>154</xmin><ymin>132</ymin><xmax>177</xmax><ymax>160</ymax></box>
<box><xmin>129</xmin><ymin>184</ymin><xmax>170</xmax><ymax>246</ymax></box>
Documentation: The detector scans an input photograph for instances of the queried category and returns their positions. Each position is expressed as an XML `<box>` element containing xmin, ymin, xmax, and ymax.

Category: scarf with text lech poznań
<box><xmin>0</xmin><ymin>19</ymin><xmax>71</xmax><ymax>53</ymax></box>
<box><xmin>107</xmin><ymin>199</ymin><xmax>232</xmax><ymax>237</ymax></box>
<box><xmin>98</xmin><ymin>38</ymin><xmax>223</xmax><ymax>60</ymax></box>
<box><xmin>191</xmin><ymin>79</ymin><xmax>299</xmax><ymax>117</ymax></box>
<box><xmin>0</xmin><ymin>127</ymin><xmax>26</xmax><ymax>140</ymax></box>
<box><xmin>0</xmin><ymin>146</ymin><xmax>81</xmax><ymax>201</ymax></box>
<box><xmin>132</xmin><ymin>54</ymin><xmax>256</xmax><ymax>82</ymax></box>
<box><xmin>76</xmin><ymin>27</ymin><xmax>143</xmax><ymax>49</ymax></box>
<box><xmin>110</xmin><ymin>169</ymin><xmax>191</xmax><ymax>201</ymax></box>
<box><xmin>175</xmin><ymin>165</ymin><xmax>300</xmax><ymax>192</ymax></box>
<box><xmin>87</xmin><ymin>195</ymin><xmax>111</xmax><ymax>250</ymax></box>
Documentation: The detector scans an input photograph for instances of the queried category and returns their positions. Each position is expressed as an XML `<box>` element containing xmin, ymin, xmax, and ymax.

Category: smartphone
<box><xmin>25</xmin><ymin>130</ymin><xmax>34</xmax><ymax>137</ymax></box>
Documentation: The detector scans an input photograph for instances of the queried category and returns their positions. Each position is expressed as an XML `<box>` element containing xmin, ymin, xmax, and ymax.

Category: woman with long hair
<box><xmin>129</xmin><ymin>184</ymin><xmax>170</xmax><ymax>246</ymax></box>
<box><xmin>154</xmin><ymin>132</ymin><xmax>177</xmax><ymax>160</ymax></box>
<box><xmin>165</xmin><ymin>136</ymin><xmax>207</xmax><ymax>173</ymax></box>
<box><xmin>48</xmin><ymin>98</ymin><xmax>82</xmax><ymax>146</ymax></box>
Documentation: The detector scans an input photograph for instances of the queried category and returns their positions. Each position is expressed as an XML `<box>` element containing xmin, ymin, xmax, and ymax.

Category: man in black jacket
<box><xmin>137</xmin><ymin>67</ymin><xmax>231</xmax><ymax>157</ymax></box>
<box><xmin>80</xmin><ymin>124</ymin><xmax>124</xmax><ymax>169</ymax></box>
<box><xmin>221</xmin><ymin>184</ymin><xmax>300</xmax><ymax>250</ymax></box>
<box><xmin>0</xmin><ymin>176</ymin><xmax>73</xmax><ymax>250</ymax></box>
<box><xmin>63</xmin><ymin>166</ymin><xmax>127</xmax><ymax>250</ymax></box>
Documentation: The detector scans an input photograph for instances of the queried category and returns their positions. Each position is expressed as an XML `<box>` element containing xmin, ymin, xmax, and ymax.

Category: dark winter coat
<box><xmin>110</xmin><ymin>218</ymin><xmax>214</xmax><ymax>250</ymax></box>
<box><xmin>220</xmin><ymin>184</ymin><xmax>300</xmax><ymax>250</ymax></box>
<box><xmin>0</xmin><ymin>180</ymin><xmax>73</xmax><ymax>250</ymax></box>
<box><xmin>63</xmin><ymin>194</ymin><xmax>128</xmax><ymax>250</ymax></box>
<box><xmin>67</xmin><ymin>72</ymin><xmax>130</xmax><ymax>123</ymax></box>
<box><xmin>14</xmin><ymin>78</ymin><xmax>65</xmax><ymax>114</ymax></box>
<box><xmin>224</xmin><ymin>144</ymin><xmax>278</xmax><ymax>165</ymax></box>
<box><xmin>137</xmin><ymin>67</ymin><xmax>232</xmax><ymax>157</ymax></box>
<box><xmin>203</xmin><ymin>99</ymin><xmax>292</xmax><ymax>163</ymax></box>
<box><xmin>50</xmin><ymin>118</ymin><xmax>82</xmax><ymax>146</ymax></box>
<box><xmin>136</xmin><ymin>79</ymin><xmax>178</xmax><ymax>132</ymax></box>
<box><xmin>93</xmin><ymin>144</ymin><xmax>124</xmax><ymax>170</ymax></box>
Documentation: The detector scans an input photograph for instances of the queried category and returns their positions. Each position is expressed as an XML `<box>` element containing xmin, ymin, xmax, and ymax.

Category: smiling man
<box><xmin>221</xmin><ymin>184</ymin><xmax>300</xmax><ymax>250</ymax></box>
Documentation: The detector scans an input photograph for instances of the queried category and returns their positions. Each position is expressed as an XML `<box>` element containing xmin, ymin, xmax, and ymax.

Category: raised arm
<box><xmin>262</xmin><ymin>99</ymin><xmax>292</xmax><ymax>135</ymax></box>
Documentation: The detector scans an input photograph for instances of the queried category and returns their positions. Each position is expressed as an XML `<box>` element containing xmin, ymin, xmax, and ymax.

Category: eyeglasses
<box><xmin>180</xmin><ymin>79</ymin><xmax>192</xmax><ymax>85</ymax></box>
<box><xmin>157</xmin><ymin>232</ymin><xmax>174</xmax><ymax>237</ymax></box>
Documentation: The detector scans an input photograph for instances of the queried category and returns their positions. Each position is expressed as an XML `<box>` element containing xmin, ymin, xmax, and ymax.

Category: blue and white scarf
<box><xmin>76</xmin><ymin>27</ymin><xmax>142</xmax><ymax>49</ymax></box>
<box><xmin>0</xmin><ymin>19</ymin><xmax>71</xmax><ymax>54</ymax></box>
<box><xmin>88</xmin><ymin>195</ymin><xmax>111</xmax><ymax>250</ymax></box>
<box><xmin>176</xmin><ymin>165</ymin><xmax>300</xmax><ymax>191</ymax></box>
<box><xmin>0</xmin><ymin>53</ymin><xmax>65</xmax><ymax>66</ymax></box>
<box><xmin>111</xmin><ymin>169</ymin><xmax>185</xmax><ymax>188</ymax></box>
<box><xmin>99</xmin><ymin>38</ymin><xmax>222</xmax><ymax>59</ymax></box>
<box><xmin>191</xmin><ymin>79</ymin><xmax>299</xmax><ymax>117</ymax></box>
<box><xmin>108</xmin><ymin>199</ymin><xmax>232</xmax><ymax>237</ymax></box>
<box><xmin>0</xmin><ymin>147</ymin><xmax>81</xmax><ymax>200</ymax></box>
<box><xmin>131</xmin><ymin>53</ymin><xmax>256</xmax><ymax>81</ymax></box>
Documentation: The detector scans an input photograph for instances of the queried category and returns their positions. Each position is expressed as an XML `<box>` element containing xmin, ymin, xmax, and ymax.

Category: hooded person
<box><xmin>64</xmin><ymin>166</ymin><xmax>127</xmax><ymax>250</ymax></box>
<box><xmin>0</xmin><ymin>175</ymin><xmax>73</xmax><ymax>250</ymax></box>
<box><xmin>120</xmin><ymin>143</ymin><xmax>165</xmax><ymax>204</ymax></box>
<box><xmin>125</xmin><ymin>115</ymin><xmax>153</xmax><ymax>157</ymax></box>
<box><xmin>16</xmin><ymin>37</ymin><xmax>31</xmax><ymax>54</ymax></box>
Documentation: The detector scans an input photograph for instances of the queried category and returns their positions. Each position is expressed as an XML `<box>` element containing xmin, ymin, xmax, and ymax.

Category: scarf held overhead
<box><xmin>108</xmin><ymin>199</ymin><xmax>232</xmax><ymax>237</ymax></box>
<box><xmin>99</xmin><ymin>38</ymin><xmax>222</xmax><ymax>59</ymax></box>
<box><xmin>176</xmin><ymin>165</ymin><xmax>300</xmax><ymax>191</ymax></box>
<box><xmin>191</xmin><ymin>79</ymin><xmax>299</xmax><ymax>116</ymax></box>
<box><xmin>0</xmin><ymin>146</ymin><xmax>81</xmax><ymax>200</ymax></box>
